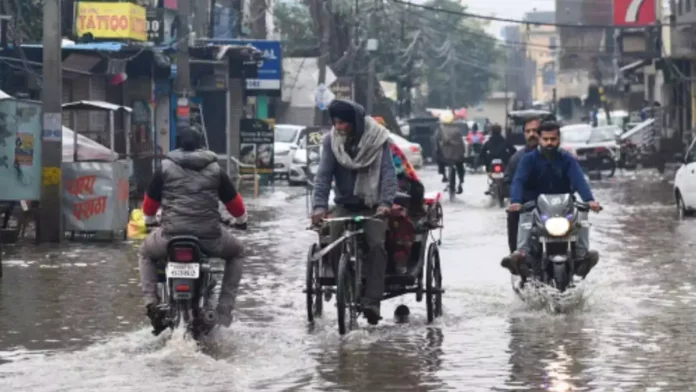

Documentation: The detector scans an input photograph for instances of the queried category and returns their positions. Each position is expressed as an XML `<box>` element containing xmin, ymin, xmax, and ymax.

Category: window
<box><xmin>549</xmin><ymin>36</ymin><xmax>557</xmax><ymax>50</ymax></box>
<box><xmin>686</xmin><ymin>140</ymin><xmax>696</xmax><ymax>163</ymax></box>
<box><xmin>687</xmin><ymin>0</ymin><xmax>692</xmax><ymax>12</ymax></box>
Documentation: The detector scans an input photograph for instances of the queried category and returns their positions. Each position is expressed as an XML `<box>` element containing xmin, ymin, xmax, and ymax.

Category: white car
<box><xmin>561</xmin><ymin>124</ymin><xmax>619</xmax><ymax>165</ymax></box>
<box><xmin>389</xmin><ymin>132</ymin><xmax>423</xmax><ymax>168</ymax></box>
<box><xmin>675</xmin><ymin>138</ymin><xmax>696</xmax><ymax>217</ymax></box>
<box><xmin>274</xmin><ymin>124</ymin><xmax>306</xmax><ymax>177</ymax></box>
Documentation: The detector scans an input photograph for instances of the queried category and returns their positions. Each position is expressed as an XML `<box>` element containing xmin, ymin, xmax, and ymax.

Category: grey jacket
<box><xmin>159</xmin><ymin>149</ymin><xmax>224</xmax><ymax>239</ymax></box>
<box><xmin>435</xmin><ymin>124</ymin><xmax>466</xmax><ymax>165</ymax></box>
<box><xmin>313</xmin><ymin>127</ymin><xmax>397</xmax><ymax>211</ymax></box>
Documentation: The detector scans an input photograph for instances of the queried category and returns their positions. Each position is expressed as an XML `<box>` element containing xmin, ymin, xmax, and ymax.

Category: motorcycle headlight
<box><xmin>544</xmin><ymin>217</ymin><xmax>570</xmax><ymax>237</ymax></box>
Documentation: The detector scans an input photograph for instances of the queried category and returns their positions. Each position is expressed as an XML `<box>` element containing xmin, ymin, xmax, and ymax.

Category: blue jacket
<box><xmin>510</xmin><ymin>149</ymin><xmax>594</xmax><ymax>204</ymax></box>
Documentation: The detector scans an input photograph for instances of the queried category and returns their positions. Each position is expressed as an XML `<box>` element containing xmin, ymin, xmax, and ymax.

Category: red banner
<box><xmin>613</xmin><ymin>0</ymin><xmax>656</xmax><ymax>26</ymax></box>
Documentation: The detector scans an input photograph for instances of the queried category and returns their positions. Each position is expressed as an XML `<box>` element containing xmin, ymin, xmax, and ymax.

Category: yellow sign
<box><xmin>75</xmin><ymin>2</ymin><xmax>147</xmax><ymax>42</ymax></box>
<box><xmin>42</xmin><ymin>167</ymin><xmax>61</xmax><ymax>187</ymax></box>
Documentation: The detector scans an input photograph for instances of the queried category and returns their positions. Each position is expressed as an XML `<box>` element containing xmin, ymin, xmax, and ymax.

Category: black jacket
<box><xmin>503</xmin><ymin>145</ymin><xmax>537</xmax><ymax>202</ymax></box>
<box><xmin>478</xmin><ymin>135</ymin><xmax>517</xmax><ymax>168</ymax></box>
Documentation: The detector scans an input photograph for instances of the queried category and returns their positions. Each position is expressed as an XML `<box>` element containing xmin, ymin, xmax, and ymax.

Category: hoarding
<box><xmin>613</xmin><ymin>0</ymin><xmax>656</xmax><ymax>26</ymax></box>
<box><xmin>76</xmin><ymin>2</ymin><xmax>147</xmax><ymax>41</ymax></box>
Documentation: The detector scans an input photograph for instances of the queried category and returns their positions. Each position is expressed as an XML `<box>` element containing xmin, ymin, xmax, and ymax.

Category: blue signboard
<box><xmin>207</xmin><ymin>39</ymin><xmax>282</xmax><ymax>95</ymax></box>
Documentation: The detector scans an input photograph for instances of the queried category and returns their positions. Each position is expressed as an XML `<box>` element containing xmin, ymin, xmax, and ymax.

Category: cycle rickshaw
<box><xmin>304</xmin><ymin>191</ymin><xmax>445</xmax><ymax>334</ymax></box>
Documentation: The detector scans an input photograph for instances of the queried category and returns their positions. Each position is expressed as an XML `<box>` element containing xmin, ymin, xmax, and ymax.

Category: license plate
<box><xmin>166</xmin><ymin>262</ymin><xmax>200</xmax><ymax>279</ymax></box>
<box><xmin>491</xmin><ymin>173</ymin><xmax>503</xmax><ymax>179</ymax></box>
<box><xmin>577</xmin><ymin>155</ymin><xmax>587</xmax><ymax>161</ymax></box>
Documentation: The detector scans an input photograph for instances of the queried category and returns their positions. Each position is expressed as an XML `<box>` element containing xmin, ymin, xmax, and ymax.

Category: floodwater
<box><xmin>0</xmin><ymin>167</ymin><xmax>694</xmax><ymax>391</ymax></box>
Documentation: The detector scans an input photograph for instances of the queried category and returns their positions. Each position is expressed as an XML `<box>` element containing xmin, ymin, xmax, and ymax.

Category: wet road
<box><xmin>0</xmin><ymin>167</ymin><xmax>693</xmax><ymax>391</ymax></box>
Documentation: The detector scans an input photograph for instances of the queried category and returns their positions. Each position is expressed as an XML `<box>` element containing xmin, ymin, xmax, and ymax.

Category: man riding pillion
<box><xmin>478</xmin><ymin>123</ymin><xmax>516</xmax><ymax>178</ymax></box>
<box><xmin>311</xmin><ymin>99</ymin><xmax>397</xmax><ymax>325</ymax></box>
<box><xmin>139</xmin><ymin>125</ymin><xmax>248</xmax><ymax>333</ymax></box>
<box><xmin>435</xmin><ymin>111</ymin><xmax>466</xmax><ymax>194</ymax></box>
<box><xmin>503</xmin><ymin>117</ymin><xmax>540</xmax><ymax>252</ymax></box>
<box><xmin>501</xmin><ymin>121</ymin><xmax>601</xmax><ymax>279</ymax></box>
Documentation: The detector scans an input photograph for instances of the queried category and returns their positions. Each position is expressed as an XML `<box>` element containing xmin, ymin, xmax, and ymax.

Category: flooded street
<box><xmin>1</xmin><ymin>167</ymin><xmax>695</xmax><ymax>391</ymax></box>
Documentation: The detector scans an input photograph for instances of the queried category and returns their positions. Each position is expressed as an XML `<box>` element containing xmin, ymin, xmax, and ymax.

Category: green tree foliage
<box><xmin>1</xmin><ymin>0</ymin><xmax>43</xmax><ymax>43</ymax></box>
<box><xmin>274</xmin><ymin>0</ymin><xmax>502</xmax><ymax>107</ymax></box>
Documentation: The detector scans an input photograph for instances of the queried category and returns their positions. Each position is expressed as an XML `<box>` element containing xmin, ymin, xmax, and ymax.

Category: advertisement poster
<box><xmin>0</xmin><ymin>99</ymin><xmax>42</xmax><ymax>201</ymax></box>
<box><xmin>15</xmin><ymin>132</ymin><xmax>34</xmax><ymax>166</ymax></box>
<box><xmin>63</xmin><ymin>161</ymin><xmax>130</xmax><ymax>231</ymax></box>
<box><xmin>239</xmin><ymin>119</ymin><xmax>274</xmax><ymax>175</ymax></box>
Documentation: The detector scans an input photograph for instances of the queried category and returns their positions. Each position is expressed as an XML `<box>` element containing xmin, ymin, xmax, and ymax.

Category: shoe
<box><xmin>484</xmin><ymin>190</ymin><xmax>491</xmax><ymax>195</ymax></box>
<box><xmin>216</xmin><ymin>305</ymin><xmax>234</xmax><ymax>327</ymax></box>
<box><xmin>575</xmin><ymin>250</ymin><xmax>599</xmax><ymax>278</ymax></box>
<box><xmin>362</xmin><ymin>301</ymin><xmax>382</xmax><ymax>325</ymax></box>
<box><xmin>146</xmin><ymin>304</ymin><xmax>169</xmax><ymax>336</ymax></box>
<box><xmin>501</xmin><ymin>251</ymin><xmax>530</xmax><ymax>278</ymax></box>
<box><xmin>441</xmin><ymin>176</ymin><xmax>449</xmax><ymax>183</ymax></box>
<box><xmin>395</xmin><ymin>265</ymin><xmax>408</xmax><ymax>275</ymax></box>
<box><xmin>457</xmin><ymin>184</ymin><xmax>463</xmax><ymax>194</ymax></box>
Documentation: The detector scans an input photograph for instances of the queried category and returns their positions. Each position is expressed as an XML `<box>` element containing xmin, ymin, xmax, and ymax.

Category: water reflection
<box><xmin>503</xmin><ymin>315</ymin><xmax>595</xmax><ymax>391</ymax></box>
<box><xmin>313</xmin><ymin>327</ymin><xmax>445</xmax><ymax>391</ymax></box>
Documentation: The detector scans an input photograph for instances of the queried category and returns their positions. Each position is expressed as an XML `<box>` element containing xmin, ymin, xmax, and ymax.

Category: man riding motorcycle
<box><xmin>139</xmin><ymin>125</ymin><xmax>247</xmax><ymax>331</ymax></box>
<box><xmin>311</xmin><ymin>99</ymin><xmax>397</xmax><ymax>325</ymax></box>
<box><xmin>501</xmin><ymin>121</ymin><xmax>601</xmax><ymax>279</ymax></box>
<box><xmin>435</xmin><ymin>111</ymin><xmax>466</xmax><ymax>193</ymax></box>
<box><xmin>503</xmin><ymin>116</ymin><xmax>540</xmax><ymax>253</ymax></box>
<box><xmin>478</xmin><ymin>123</ymin><xmax>516</xmax><ymax>176</ymax></box>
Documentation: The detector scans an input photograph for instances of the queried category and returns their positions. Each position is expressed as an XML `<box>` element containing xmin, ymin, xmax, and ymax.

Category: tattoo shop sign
<box><xmin>62</xmin><ymin>161</ymin><xmax>130</xmax><ymax>231</ymax></box>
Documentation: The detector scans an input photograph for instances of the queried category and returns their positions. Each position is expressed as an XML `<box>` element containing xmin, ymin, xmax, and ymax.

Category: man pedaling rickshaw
<box><xmin>311</xmin><ymin>100</ymin><xmax>397</xmax><ymax>325</ymax></box>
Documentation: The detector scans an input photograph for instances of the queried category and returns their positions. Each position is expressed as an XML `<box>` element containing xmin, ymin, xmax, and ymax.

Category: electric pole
<box><xmin>39</xmin><ymin>0</ymin><xmax>63</xmax><ymax>243</ymax></box>
<box><xmin>174</xmin><ymin>0</ymin><xmax>192</xmax><ymax>130</ymax></box>
<box><xmin>314</xmin><ymin>0</ymin><xmax>330</xmax><ymax>126</ymax></box>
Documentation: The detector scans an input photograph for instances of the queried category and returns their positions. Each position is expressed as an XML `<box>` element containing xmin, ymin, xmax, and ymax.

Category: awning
<box><xmin>0</xmin><ymin>89</ymin><xmax>11</xmax><ymax>100</ymax></box>
<box><xmin>620</xmin><ymin>59</ymin><xmax>650</xmax><ymax>74</ymax></box>
<box><xmin>62</xmin><ymin>100</ymin><xmax>132</xmax><ymax>112</ymax></box>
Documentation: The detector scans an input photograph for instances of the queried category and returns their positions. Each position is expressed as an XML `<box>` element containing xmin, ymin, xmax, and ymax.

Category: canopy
<box><xmin>62</xmin><ymin>126</ymin><xmax>118</xmax><ymax>162</ymax></box>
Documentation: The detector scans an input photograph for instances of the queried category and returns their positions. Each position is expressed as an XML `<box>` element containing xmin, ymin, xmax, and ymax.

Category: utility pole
<box><xmin>39</xmin><ymin>0</ymin><xmax>63</xmax><ymax>243</ymax></box>
<box><xmin>366</xmin><ymin>1</ymin><xmax>379</xmax><ymax>115</ymax></box>
<box><xmin>313</xmin><ymin>0</ymin><xmax>330</xmax><ymax>126</ymax></box>
<box><xmin>209</xmin><ymin>0</ymin><xmax>217</xmax><ymax>38</ymax></box>
<box><xmin>174</xmin><ymin>0</ymin><xmax>192</xmax><ymax>131</ymax></box>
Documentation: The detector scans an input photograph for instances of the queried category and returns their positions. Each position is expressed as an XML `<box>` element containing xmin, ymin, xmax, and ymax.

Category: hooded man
<box><xmin>311</xmin><ymin>100</ymin><xmax>397</xmax><ymax>324</ymax></box>
<box><xmin>139</xmin><ymin>124</ymin><xmax>247</xmax><ymax>334</ymax></box>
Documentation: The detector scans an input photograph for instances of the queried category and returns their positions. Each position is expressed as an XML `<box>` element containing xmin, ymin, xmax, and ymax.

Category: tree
<box><xmin>274</xmin><ymin>0</ymin><xmax>502</xmax><ymax>109</ymax></box>
<box><xmin>1</xmin><ymin>0</ymin><xmax>43</xmax><ymax>43</ymax></box>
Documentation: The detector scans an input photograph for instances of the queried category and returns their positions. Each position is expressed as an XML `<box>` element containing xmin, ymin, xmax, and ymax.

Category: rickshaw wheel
<box><xmin>306</xmin><ymin>244</ymin><xmax>323</xmax><ymax>322</ymax></box>
<box><xmin>426</xmin><ymin>243</ymin><xmax>443</xmax><ymax>323</ymax></box>
<box><xmin>336</xmin><ymin>253</ymin><xmax>357</xmax><ymax>335</ymax></box>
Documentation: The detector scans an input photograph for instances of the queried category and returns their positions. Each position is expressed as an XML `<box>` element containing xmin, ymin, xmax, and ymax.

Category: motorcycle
<box><xmin>618</xmin><ymin>140</ymin><xmax>639</xmax><ymax>170</ymax></box>
<box><xmin>518</xmin><ymin>193</ymin><xmax>599</xmax><ymax>293</ymax></box>
<box><xmin>154</xmin><ymin>236</ymin><xmax>220</xmax><ymax>339</ymax></box>
<box><xmin>149</xmin><ymin>217</ymin><xmax>243</xmax><ymax>340</ymax></box>
<box><xmin>488</xmin><ymin>159</ymin><xmax>505</xmax><ymax>208</ymax></box>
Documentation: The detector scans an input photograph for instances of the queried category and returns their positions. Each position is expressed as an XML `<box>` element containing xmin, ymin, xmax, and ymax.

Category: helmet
<box><xmin>439</xmin><ymin>111</ymin><xmax>455</xmax><ymax>124</ymax></box>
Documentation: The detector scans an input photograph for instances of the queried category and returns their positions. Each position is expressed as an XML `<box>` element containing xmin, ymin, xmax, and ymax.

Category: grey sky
<box><xmin>463</xmin><ymin>0</ymin><xmax>554</xmax><ymax>38</ymax></box>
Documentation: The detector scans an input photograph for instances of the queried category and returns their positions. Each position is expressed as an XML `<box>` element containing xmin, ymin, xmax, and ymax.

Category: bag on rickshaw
<box><xmin>385</xmin><ymin>205</ymin><xmax>416</xmax><ymax>271</ymax></box>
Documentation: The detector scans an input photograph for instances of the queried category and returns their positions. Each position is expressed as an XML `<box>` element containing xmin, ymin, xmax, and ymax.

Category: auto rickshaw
<box><xmin>406</xmin><ymin>116</ymin><xmax>440</xmax><ymax>164</ymax></box>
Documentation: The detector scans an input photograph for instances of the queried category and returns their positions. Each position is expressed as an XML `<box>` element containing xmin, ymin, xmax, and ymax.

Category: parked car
<box><xmin>561</xmin><ymin>124</ymin><xmax>619</xmax><ymax>177</ymax></box>
<box><xmin>287</xmin><ymin>131</ymin><xmax>423</xmax><ymax>186</ymax></box>
<box><xmin>389</xmin><ymin>132</ymin><xmax>423</xmax><ymax>168</ymax></box>
<box><xmin>674</xmin><ymin>138</ymin><xmax>696</xmax><ymax>218</ymax></box>
<box><xmin>274</xmin><ymin>124</ymin><xmax>306</xmax><ymax>178</ymax></box>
